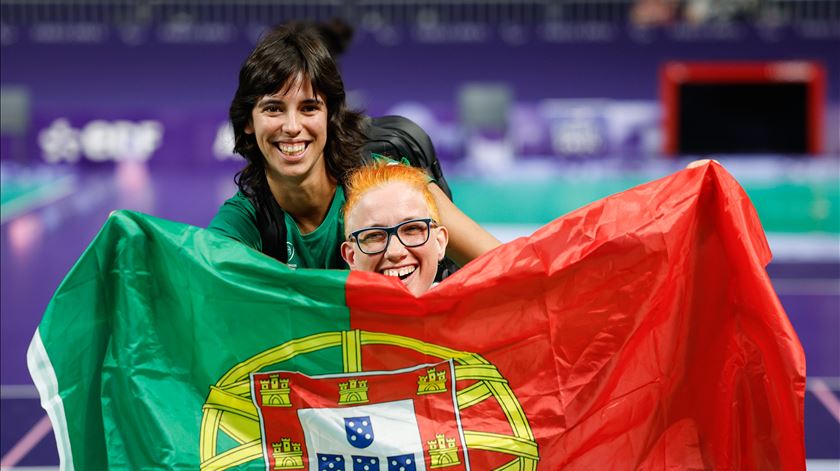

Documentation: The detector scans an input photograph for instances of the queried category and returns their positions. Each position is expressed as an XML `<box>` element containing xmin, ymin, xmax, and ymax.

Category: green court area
<box><xmin>0</xmin><ymin>167</ymin><xmax>76</xmax><ymax>223</ymax></box>
<box><xmin>451</xmin><ymin>176</ymin><xmax>840</xmax><ymax>234</ymax></box>
<box><xmin>1</xmin><ymin>181</ymin><xmax>50</xmax><ymax>206</ymax></box>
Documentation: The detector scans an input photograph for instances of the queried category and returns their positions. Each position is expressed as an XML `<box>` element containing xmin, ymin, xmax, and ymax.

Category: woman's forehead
<box><xmin>350</xmin><ymin>184</ymin><xmax>430</xmax><ymax>225</ymax></box>
<box><xmin>271</xmin><ymin>74</ymin><xmax>321</xmax><ymax>99</ymax></box>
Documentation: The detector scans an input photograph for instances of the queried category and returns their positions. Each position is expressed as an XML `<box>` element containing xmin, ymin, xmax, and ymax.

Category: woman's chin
<box><xmin>278</xmin><ymin>150</ymin><xmax>306</xmax><ymax>163</ymax></box>
<box><xmin>404</xmin><ymin>271</ymin><xmax>433</xmax><ymax>297</ymax></box>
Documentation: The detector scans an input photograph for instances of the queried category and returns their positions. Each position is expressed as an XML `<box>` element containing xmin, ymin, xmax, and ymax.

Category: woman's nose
<box><xmin>383</xmin><ymin>234</ymin><xmax>408</xmax><ymax>260</ymax></box>
<box><xmin>283</xmin><ymin>112</ymin><xmax>302</xmax><ymax>135</ymax></box>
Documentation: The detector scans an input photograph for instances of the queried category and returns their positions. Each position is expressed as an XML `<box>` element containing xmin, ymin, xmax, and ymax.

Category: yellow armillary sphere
<box><xmin>200</xmin><ymin>330</ymin><xmax>539</xmax><ymax>470</ymax></box>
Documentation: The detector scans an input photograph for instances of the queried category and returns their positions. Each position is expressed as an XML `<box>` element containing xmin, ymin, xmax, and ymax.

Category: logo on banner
<box><xmin>38</xmin><ymin>118</ymin><xmax>163</xmax><ymax>163</ymax></box>
<box><xmin>200</xmin><ymin>330</ymin><xmax>538</xmax><ymax>470</ymax></box>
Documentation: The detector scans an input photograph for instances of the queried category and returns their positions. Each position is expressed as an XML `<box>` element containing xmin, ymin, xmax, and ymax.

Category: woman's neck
<box><xmin>267</xmin><ymin>170</ymin><xmax>337</xmax><ymax>235</ymax></box>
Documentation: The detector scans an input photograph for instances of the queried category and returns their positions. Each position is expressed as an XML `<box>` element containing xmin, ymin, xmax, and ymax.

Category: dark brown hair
<box><xmin>230</xmin><ymin>22</ymin><xmax>366</xmax><ymax>196</ymax></box>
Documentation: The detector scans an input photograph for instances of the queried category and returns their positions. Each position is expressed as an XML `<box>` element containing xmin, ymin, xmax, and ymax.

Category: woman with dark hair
<box><xmin>209</xmin><ymin>22</ymin><xmax>500</xmax><ymax>269</ymax></box>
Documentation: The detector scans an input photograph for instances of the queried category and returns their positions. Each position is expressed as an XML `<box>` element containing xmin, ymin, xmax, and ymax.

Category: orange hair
<box><xmin>343</xmin><ymin>162</ymin><xmax>440</xmax><ymax>225</ymax></box>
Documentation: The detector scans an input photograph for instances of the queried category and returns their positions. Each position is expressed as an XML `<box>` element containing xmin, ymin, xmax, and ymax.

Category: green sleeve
<box><xmin>207</xmin><ymin>192</ymin><xmax>263</xmax><ymax>252</ymax></box>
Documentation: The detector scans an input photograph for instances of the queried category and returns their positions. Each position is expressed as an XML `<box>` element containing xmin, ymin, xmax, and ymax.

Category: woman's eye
<box><xmin>361</xmin><ymin>232</ymin><xmax>385</xmax><ymax>243</ymax></box>
<box><xmin>402</xmin><ymin>224</ymin><xmax>424</xmax><ymax>234</ymax></box>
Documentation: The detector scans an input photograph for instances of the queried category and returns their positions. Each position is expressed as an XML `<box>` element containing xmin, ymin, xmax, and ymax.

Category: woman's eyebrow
<box><xmin>258</xmin><ymin>93</ymin><xmax>322</xmax><ymax>104</ymax></box>
<box><xmin>358</xmin><ymin>216</ymin><xmax>428</xmax><ymax>228</ymax></box>
<box><xmin>257</xmin><ymin>97</ymin><xmax>283</xmax><ymax>106</ymax></box>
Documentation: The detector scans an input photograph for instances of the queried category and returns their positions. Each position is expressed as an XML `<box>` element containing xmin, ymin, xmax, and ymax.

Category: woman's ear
<box><xmin>434</xmin><ymin>226</ymin><xmax>449</xmax><ymax>262</ymax></box>
<box><xmin>340</xmin><ymin>241</ymin><xmax>357</xmax><ymax>268</ymax></box>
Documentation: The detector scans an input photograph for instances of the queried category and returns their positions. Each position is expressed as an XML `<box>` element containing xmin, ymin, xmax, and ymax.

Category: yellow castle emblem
<box><xmin>271</xmin><ymin>438</ymin><xmax>303</xmax><ymax>470</ymax></box>
<box><xmin>338</xmin><ymin>379</ymin><xmax>369</xmax><ymax>405</ymax></box>
<box><xmin>259</xmin><ymin>374</ymin><xmax>291</xmax><ymax>407</ymax></box>
<box><xmin>427</xmin><ymin>433</ymin><xmax>461</xmax><ymax>468</ymax></box>
<box><xmin>417</xmin><ymin>367</ymin><xmax>447</xmax><ymax>395</ymax></box>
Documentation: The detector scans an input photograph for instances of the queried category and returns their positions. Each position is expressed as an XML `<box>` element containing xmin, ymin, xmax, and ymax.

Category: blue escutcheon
<box><xmin>344</xmin><ymin>416</ymin><xmax>375</xmax><ymax>449</ymax></box>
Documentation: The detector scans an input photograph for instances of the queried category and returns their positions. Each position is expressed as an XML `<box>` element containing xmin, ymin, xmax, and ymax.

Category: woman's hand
<box><xmin>686</xmin><ymin>158</ymin><xmax>719</xmax><ymax>169</ymax></box>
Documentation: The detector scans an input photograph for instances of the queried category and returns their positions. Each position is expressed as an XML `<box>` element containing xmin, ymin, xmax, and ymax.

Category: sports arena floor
<box><xmin>1</xmin><ymin>158</ymin><xmax>838</xmax><ymax>468</ymax></box>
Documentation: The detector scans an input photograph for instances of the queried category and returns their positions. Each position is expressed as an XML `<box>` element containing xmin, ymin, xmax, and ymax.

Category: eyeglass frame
<box><xmin>347</xmin><ymin>217</ymin><xmax>438</xmax><ymax>255</ymax></box>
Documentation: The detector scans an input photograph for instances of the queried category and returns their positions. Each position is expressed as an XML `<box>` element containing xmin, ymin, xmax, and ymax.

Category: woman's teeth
<box><xmin>382</xmin><ymin>266</ymin><xmax>416</xmax><ymax>280</ymax></box>
<box><xmin>278</xmin><ymin>143</ymin><xmax>305</xmax><ymax>155</ymax></box>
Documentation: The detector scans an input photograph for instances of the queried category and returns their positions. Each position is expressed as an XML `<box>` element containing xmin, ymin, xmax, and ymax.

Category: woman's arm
<box><xmin>429</xmin><ymin>183</ymin><xmax>501</xmax><ymax>267</ymax></box>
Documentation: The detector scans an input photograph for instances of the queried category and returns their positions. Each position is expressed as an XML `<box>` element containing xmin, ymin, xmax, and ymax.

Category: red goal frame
<box><xmin>660</xmin><ymin>61</ymin><xmax>826</xmax><ymax>155</ymax></box>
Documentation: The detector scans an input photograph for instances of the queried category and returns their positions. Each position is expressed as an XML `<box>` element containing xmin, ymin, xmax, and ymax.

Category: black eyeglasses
<box><xmin>348</xmin><ymin>218</ymin><xmax>437</xmax><ymax>255</ymax></box>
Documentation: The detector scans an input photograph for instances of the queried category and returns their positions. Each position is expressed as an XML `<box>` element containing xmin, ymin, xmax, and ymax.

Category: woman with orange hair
<box><xmin>341</xmin><ymin>163</ymin><xmax>449</xmax><ymax>296</ymax></box>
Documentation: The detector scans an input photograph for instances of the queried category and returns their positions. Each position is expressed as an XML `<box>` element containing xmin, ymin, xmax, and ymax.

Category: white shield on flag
<box><xmin>298</xmin><ymin>400</ymin><xmax>428</xmax><ymax>471</ymax></box>
<box><xmin>250</xmin><ymin>360</ymin><xmax>470</xmax><ymax>471</ymax></box>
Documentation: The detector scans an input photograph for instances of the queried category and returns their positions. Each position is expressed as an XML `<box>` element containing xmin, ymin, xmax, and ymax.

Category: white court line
<box><xmin>810</xmin><ymin>378</ymin><xmax>840</xmax><ymax>424</ymax></box>
<box><xmin>0</xmin><ymin>415</ymin><xmax>52</xmax><ymax>468</ymax></box>
<box><xmin>772</xmin><ymin>279</ymin><xmax>840</xmax><ymax>296</ymax></box>
<box><xmin>808</xmin><ymin>377</ymin><xmax>840</xmax><ymax>390</ymax></box>
<box><xmin>0</xmin><ymin>385</ymin><xmax>41</xmax><ymax>399</ymax></box>
<box><xmin>807</xmin><ymin>461</ymin><xmax>840</xmax><ymax>471</ymax></box>
<box><xmin>769</xmin><ymin>233</ymin><xmax>840</xmax><ymax>263</ymax></box>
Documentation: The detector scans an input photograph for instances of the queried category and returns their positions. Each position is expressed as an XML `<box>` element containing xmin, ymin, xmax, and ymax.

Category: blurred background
<box><xmin>1</xmin><ymin>0</ymin><xmax>837</xmax><ymax>468</ymax></box>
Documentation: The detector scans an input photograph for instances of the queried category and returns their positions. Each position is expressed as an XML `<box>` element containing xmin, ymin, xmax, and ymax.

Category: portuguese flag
<box><xmin>28</xmin><ymin>163</ymin><xmax>805</xmax><ymax>470</ymax></box>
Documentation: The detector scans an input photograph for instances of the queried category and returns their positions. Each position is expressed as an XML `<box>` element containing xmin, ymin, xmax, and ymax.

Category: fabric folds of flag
<box><xmin>28</xmin><ymin>162</ymin><xmax>805</xmax><ymax>470</ymax></box>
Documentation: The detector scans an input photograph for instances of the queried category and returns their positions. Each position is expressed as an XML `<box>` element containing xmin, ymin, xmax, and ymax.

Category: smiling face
<box><xmin>246</xmin><ymin>76</ymin><xmax>329</xmax><ymax>184</ymax></box>
<box><xmin>341</xmin><ymin>182</ymin><xmax>448</xmax><ymax>296</ymax></box>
